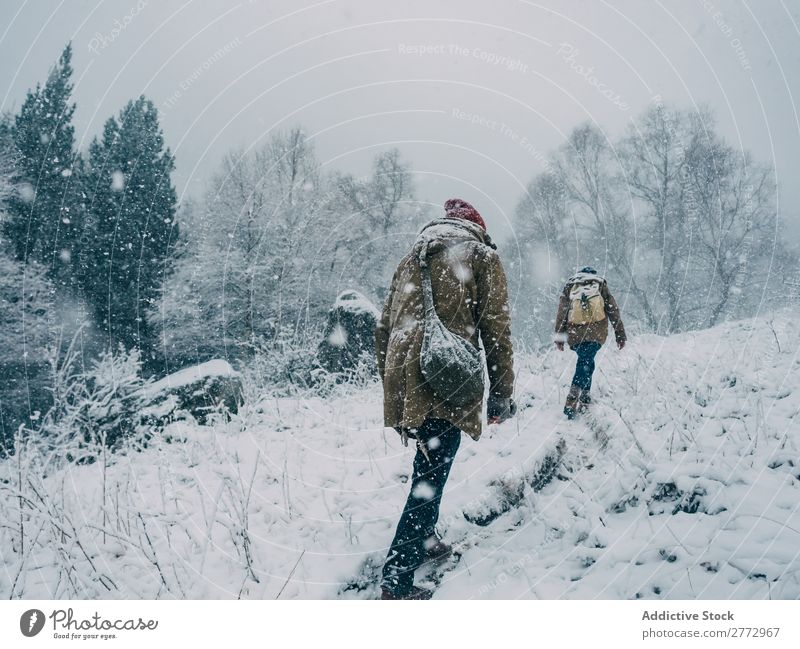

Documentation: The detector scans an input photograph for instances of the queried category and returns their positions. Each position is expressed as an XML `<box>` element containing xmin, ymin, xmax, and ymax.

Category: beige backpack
<box><xmin>567</xmin><ymin>280</ymin><xmax>606</xmax><ymax>325</ymax></box>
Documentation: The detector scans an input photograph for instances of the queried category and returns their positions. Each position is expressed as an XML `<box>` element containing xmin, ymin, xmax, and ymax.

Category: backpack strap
<box><xmin>418</xmin><ymin>241</ymin><xmax>437</xmax><ymax>322</ymax></box>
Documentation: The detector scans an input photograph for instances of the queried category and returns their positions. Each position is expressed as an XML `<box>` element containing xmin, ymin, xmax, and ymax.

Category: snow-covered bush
<box><xmin>245</xmin><ymin>325</ymin><xmax>378</xmax><ymax>401</ymax></box>
<box><xmin>312</xmin><ymin>351</ymin><xmax>378</xmax><ymax>397</ymax></box>
<box><xmin>39</xmin><ymin>340</ymin><xmax>153</xmax><ymax>463</ymax></box>
<box><xmin>246</xmin><ymin>332</ymin><xmax>322</xmax><ymax>393</ymax></box>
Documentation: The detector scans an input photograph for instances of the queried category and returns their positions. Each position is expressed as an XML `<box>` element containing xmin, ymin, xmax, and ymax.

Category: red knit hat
<box><xmin>444</xmin><ymin>198</ymin><xmax>486</xmax><ymax>231</ymax></box>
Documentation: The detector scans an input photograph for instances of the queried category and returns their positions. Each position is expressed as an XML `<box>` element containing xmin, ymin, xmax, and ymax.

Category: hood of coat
<box><xmin>567</xmin><ymin>270</ymin><xmax>606</xmax><ymax>286</ymax></box>
<box><xmin>417</xmin><ymin>218</ymin><xmax>496</xmax><ymax>255</ymax></box>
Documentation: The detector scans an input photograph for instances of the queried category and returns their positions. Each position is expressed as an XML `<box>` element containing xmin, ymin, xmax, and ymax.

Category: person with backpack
<box><xmin>375</xmin><ymin>198</ymin><xmax>516</xmax><ymax>600</ymax></box>
<box><xmin>554</xmin><ymin>267</ymin><xmax>626</xmax><ymax>419</ymax></box>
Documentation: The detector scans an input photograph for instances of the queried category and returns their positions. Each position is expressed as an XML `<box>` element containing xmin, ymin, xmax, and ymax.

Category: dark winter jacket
<box><xmin>554</xmin><ymin>274</ymin><xmax>626</xmax><ymax>349</ymax></box>
<box><xmin>376</xmin><ymin>219</ymin><xmax>514</xmax><ymax>441</ymax></box>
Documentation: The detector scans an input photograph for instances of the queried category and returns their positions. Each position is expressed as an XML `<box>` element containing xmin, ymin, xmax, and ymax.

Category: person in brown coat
<box><xmin>554</xmin><ymin>266</ymin><xmax>626</xmax><ymax>418</ymax></box>
<box><xmin>376</xmin><ymin>198</ymin><xmax>515</xmax><ymax>600</ymax></box>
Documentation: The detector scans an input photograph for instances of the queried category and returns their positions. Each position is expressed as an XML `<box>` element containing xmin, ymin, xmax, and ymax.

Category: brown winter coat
<box><xmin>376</xmin><ymin>219</ymin><xmax>514</xmax><ymax>441</ymax></box>
<box><xmin>554</xmin><ymin>278</ymin><xmax>626</xmax><ymax>349</ymax></box>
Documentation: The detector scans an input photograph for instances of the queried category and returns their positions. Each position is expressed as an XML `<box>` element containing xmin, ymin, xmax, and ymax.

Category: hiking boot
<box><xmin>577</xmin><ymin>389</ymin><xmax>591</xmax><ymax>413</ymax></box>
<box><xmin>424</xmin><ymin>536</ymin><xmax>452</xmax><ymax>562</ymax></box>
<box><xmin>380</xmin><ymin>585</ymin><xmax>434</xmax><ymax>600</ymax></box>
<box><xmin>564</xmin><ymin>385</ymin><xmax>580</xmax><ymax>419</ymax></box>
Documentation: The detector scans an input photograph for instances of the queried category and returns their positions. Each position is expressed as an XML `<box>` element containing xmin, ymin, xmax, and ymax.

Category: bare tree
<box><xmin>335</xmin><ymin>149</ymin><xmax>421</xmax><ymax>297</ymax></box>
<box><xmin>682</xmin><ymin>133</ymin><xmax>777</xmax><ymax>325</ymax></box>
<box><xmin>511</xmin><ymin>104</ymin><xmax>784</xmax><ymax>343</ymax></box>
<box><xmin>616</xmin><ymin>106</ymin><xmax>709</xmax><ymax>332</ymax></box>
<box><xmin>509</xmin><ymin>172</ymin><xmax>575</xmax><ymax>342</ymax></box>
<box><xmin>555</xmin><ymin>124</ymin><xmax>659</xmax><ymax>331</ymax></box>
<box><xmin>618</xmin><ymin>106</ymin><xmax>780</xmax><ymax>331</ymax></box>
<box><xmin>150</xmin><ymin>129</ymin><xmax>361</xmax><ymax>365</ymax></box>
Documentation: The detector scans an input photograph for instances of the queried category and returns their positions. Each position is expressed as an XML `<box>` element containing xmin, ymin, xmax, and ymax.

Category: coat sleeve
<box><xmin>475</xmin><ymin>247</ymin><xmax>514</xmax><ymax>399</ymax></box>
<box><xmin>554</xmin><ymin>284</ymin><xmax>570</xmax><ymax>339</ymax></box>
<box><xmin>375</xmin><ymin>270</ymin><xmax>399</xmax><ymax>382</ymax></box>
<box><xmin>602</xmin><ymin>283</ymin><xmax>626</xmax><ymax>343</ymax></box>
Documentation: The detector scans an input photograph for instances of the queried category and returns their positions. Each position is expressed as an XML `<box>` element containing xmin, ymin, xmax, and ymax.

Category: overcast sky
<box><xmin>1</xmin><ymin>0</ymin><xmax>798</xmax><ymax>242</ymax></box>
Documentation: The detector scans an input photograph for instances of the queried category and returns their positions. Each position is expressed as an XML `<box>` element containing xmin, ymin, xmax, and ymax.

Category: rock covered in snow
<box><xmin>143</xmin><ymin>359</ymin><xmax>244</xmax><ymax>423</ymax></box>
<box><xmin>316</xmin><ymin>290</ymin><xmax>380</xmax><ymax>374</ymax></box>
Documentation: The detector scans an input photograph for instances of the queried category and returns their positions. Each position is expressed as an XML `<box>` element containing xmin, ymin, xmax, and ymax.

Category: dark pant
<box><xmin>381</xmin><ymin>418</ymin><xmax>461</xmax><ymax>595</ymax></box>
<box><xmin>571</xmin><ymin>341</ymin><xmax>601</xmax><ymax>391</ymax></box>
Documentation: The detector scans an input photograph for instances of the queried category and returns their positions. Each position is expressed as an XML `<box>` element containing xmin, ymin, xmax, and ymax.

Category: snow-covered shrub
<box><xmin>247</xmin><ymin>332</ymin><xmax>322</xmax><ymax>393</ymax></box>
<box><xmin>244</xmin><ymin>326</ymin><xmax>378</xmax><ymax>400</ymax></box>
<box><xmin>39</xmin><ymin>340</ymin><xmax>153</xmax><ymax>463</ymax></box>
<box><xmin>311</xmin><ymin>350</ymin><xmax>378</xmax><ymax>397</ymax></box>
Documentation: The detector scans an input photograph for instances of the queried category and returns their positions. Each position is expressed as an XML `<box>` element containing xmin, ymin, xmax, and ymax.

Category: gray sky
<box><xmin>2</xmin><ymin>0</ymin><xmax>799</xmax><ymax>242</ymax></box>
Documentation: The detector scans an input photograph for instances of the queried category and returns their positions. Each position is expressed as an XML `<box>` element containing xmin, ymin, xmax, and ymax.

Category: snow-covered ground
<box><xmin>2</xmin><ymin>312</ymin><xmax>799</xmax><ymax>599</ymax></box>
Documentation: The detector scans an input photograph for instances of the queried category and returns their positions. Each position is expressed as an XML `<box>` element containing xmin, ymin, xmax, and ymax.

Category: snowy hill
<box><xmin>2</xmin><ymin>312</ymin><xmax>799</xmax><ymax>599</ymax></box>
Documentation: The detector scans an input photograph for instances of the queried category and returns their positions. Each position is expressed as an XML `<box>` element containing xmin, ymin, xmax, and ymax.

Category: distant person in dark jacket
<box><xmin>554</xmin><ymin>267</ymin><xmax>626</xmax><ymax>418</ymax></box>
<box><xmin>375</xmin><ymin>198</ymin><xmax>516</xmax><ymax>600</ymax></box>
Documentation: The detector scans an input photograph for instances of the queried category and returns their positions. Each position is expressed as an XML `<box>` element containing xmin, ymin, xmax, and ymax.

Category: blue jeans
<box><xmin>381</xmin><ymin>419</ymin><xmax>461</xmax><ymax>595</ymax></box>
<box><xmin>571</xmin><ymin>341</ymin><xmax>601</xmax><ymax>391</ymax></box>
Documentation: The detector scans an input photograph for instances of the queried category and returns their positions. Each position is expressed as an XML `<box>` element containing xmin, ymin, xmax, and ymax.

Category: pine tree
<box><xmin>83</xmin><ymin>96</ymin><xmax>178</xmax><ymax>354</ymax></box>
<box><xmin>6</xmin><ymin>44</ymin><xmax>83</xmax><ymax>287</ymax></box>
<box><xmin>0</xmin><ymin>112</ymin><xmax>13</xmax><ymax>152</ymax></box>
<box><xmin>0</xmin><ymin>241</ymin><xmax>57</xmax><ymax>452</ymax></box>
<box><xmin>0</xmin><ymin>246</ymin><xmax>55</xmax><ymax>366</ymax></box>
<box><xmin>0</xmin><ymin>114</ymin><xmax>15</xmax><ymax>204</ymax></box>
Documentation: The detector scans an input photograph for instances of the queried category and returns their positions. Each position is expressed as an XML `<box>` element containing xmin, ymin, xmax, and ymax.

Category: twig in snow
<box><xmin>767</xmin><ymin>318</ymin><xmax>782</xmax><ymax>354</ymax></box>
<box><xmin>138</xmin><ymin>513</ymin><xmax>169</xmax><ymax>591</ymax></box>
<box><xmin>62</xmin><ymin>508</ymin><xmax>117</xmax><ymax>591</ymax></box>
<box><xmin>728</xmin><ymin>513</ymin><xmax>800</xmax><ymax>537</ymax></box>
<box><xmin>613</xmin><ymin>406</ymin><xmax>646</xmax><ymax>456</ymax></box>
<box><xmin>9</xmin><ymin>520</ymin><xmax>45</xmax><ymax>598</ymax></box>
<box><xmin>235</xmin><ymin>451</ymin><xmax>261</xmax><ymax>582</ymax></box>
<box><xmin>15</xmin><ymin>427</ymin><xmax>25</xmax><ymax>556</ymax></box>
<box><xmin>199</xmin><ymin>480</ymin><xmax>225</xmax><ymax>578</ymax></box>
<box><xmin>275</xmin><ymin>549</ymin><xmax>305</xmax><ymax>600</ymax></box>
